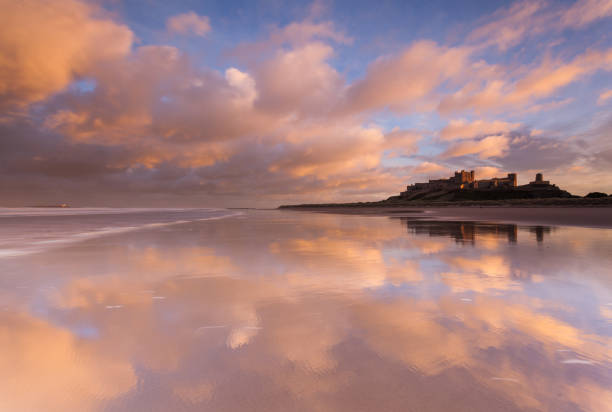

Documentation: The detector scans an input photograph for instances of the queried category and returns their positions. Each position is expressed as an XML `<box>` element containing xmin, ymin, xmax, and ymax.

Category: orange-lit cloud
<box><xmin>473</xmin><ymin>166</ymin><xmax>503</xmax><ymax>179</ymax></box>
<box><xmin>342</xmin><ymin>41</ymin><xmax>471</xmax><ymax>114</ymax></box>
<box><xmin>413</xmin><ymin>161</ymin><xmax>447</xmax><ymax>174</ymax></box>
<box><xmin>597</xmin><ymin>89</ymin><xmax>612</xmax><ymax>105</ymax></box>
<box><xmin>439</xmin><ymin>48</ymin><xmax>612</xmax><ymax>115</ymax></box>
<box><xmin>440</xmin><ymin>119</ymin><xmax>521</xmax><ymax>140</ymax></box>
<box><xmin>0</xmin><ymin>0</ymin><xmax>132</xmax><ymax>107</ymax></box>
<box><xmin>254</xmin><ymin>42</ymin><xmax>343</xmax><ymax>116</ymax></box>
<box><xmin>443</xmin><ymin>135</ymin><xmax>509</xmax><ymax>159</ymax></box>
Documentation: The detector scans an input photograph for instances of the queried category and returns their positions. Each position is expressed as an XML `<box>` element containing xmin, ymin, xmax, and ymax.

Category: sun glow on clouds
<box><xmin>0</xmin><ymin>0</ymin><xmax>132</xmax><ymax>107</ymax></box>
<box><xmin>1</xmin><ymin>0</ymin><xmax>612</xmax><ymax>205</ymax></box>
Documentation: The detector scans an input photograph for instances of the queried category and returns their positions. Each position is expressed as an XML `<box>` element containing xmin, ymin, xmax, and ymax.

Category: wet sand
<box><xmin>1</xmin><ymin>209</ymin><xmax>610</xmax><ymax>411</ymax></box>
<box><xmin>280</xmin><ymin>206</ymin><xmax>612</xmax><ymax>228</ymax></box>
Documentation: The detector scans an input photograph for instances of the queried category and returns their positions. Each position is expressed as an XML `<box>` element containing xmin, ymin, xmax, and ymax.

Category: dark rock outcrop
<box><xmin>585</xmin><ymin>192</ymin><xmax>608</xmax><ymax>198</ymax></box>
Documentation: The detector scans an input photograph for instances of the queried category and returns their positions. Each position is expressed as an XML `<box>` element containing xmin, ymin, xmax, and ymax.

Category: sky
<box><xmin>1</xmin><ymin>0</ymin><xmax>611</xmax><ymax>207</ymax></box>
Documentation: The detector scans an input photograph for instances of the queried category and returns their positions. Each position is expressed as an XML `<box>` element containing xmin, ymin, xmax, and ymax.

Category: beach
<box><xmin>0</xmin><ymin>208</ymin><xmax>610</xmax><ymax>411</ymax></box>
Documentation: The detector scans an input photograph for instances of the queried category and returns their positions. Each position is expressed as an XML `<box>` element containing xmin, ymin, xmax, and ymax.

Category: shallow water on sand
<box><xmin>0</xmin><ymin>209</ymin><xmax>610</xmax><ymax>411</ymax></box>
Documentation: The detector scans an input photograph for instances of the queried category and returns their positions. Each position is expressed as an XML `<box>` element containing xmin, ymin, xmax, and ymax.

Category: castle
<box><xmin>400</xmin><ymin>170</ymin><xmax>564</xmax><ymax>199</ymax></box>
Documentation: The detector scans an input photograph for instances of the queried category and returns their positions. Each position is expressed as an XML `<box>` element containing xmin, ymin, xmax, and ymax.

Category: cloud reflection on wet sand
<box><xmin>0</xmin><ymin>211</ymin><xmax>610</xmax><ymax>411</ymax></box>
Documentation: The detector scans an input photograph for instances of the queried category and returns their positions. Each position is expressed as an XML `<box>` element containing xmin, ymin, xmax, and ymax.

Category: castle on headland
<box><xmin>399</xmin><ymin>170</ymin><xmax>571</xmax><ymax>200</ymax></box>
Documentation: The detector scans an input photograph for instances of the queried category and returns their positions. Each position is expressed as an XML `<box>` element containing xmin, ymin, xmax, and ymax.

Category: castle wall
<box><xmin>402</xmin><ymin>170</ymin><xmax>518</xmax><ymax>196</ymax></box>
<box><xmin>400</xmin><ymin>171</ymin><xmax>569</xmax><ymax>199</ymax></box>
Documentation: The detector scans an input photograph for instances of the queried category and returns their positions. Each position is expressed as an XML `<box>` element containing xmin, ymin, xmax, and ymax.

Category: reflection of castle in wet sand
<box><xmin>528</xmin><ymin>226</ymin><xmax>552</xmax><ymax>243</ymax></box>
<box><xmin>401</xmin><ymin>218</ymin><xmax>552</xmax><ymax>244</ymax></box>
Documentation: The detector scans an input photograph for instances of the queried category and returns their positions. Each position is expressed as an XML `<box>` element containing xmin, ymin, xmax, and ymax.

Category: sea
<box><xmin>0</xmin><ymin>207</ymin><xmax>610</xmax><ymax>411</ymax></box>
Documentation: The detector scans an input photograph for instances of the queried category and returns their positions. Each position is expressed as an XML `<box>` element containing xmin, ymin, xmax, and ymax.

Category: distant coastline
<box><xmin>30</xmin><ymin>204</ymin><xmax>71</xmax><ymax>208</ymax></box>
<box><xmin>279</xmin><ymin>196</ymin><xmax>612</xmax><ymax>209</ymax></box>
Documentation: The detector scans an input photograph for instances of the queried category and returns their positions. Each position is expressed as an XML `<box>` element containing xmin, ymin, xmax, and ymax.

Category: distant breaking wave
<box><xmin>0</xmin><ymin>207</ymin><xmax>222</xmax><ymax>217</ymax></box>
<box><xmin>0</xmin><ymin>208</ymin><xmax>242</xmax><ymax>258</ymax></box>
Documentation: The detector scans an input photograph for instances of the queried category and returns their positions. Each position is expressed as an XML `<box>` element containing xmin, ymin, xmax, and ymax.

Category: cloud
<box><xmin>225</xmin><ymin>67</ymin><xmax>257</xmax><ymax>107</ymax></box>
<box><xmin>560</xmin><ymin>0</ymin><xmax>612</xmax><ymax>28</ymax></box>
<box><xmin>341</xmin><ymin>41</ymin><xmax>471</xmax><ymax>114</ymax></box>
<box><xmin>268</xmin><ymin>20</ymin><xmax>352</xmax><ymax>46</ymax></box>
<box><xmin>413</xmin><ymin>162</ymin><xmax>447</xmax><ymax>174</ymax></box>
<box><xmin>597</xmin><ymin>89</ymin><xmax>612</xmax><ymax>105</ymax></box>
<box><xmin>0</xmin><ymin>0</ymin><xmax>133</xmax><ymax>107</ymax></box>
<box><xmin>229</xmin><ymin>19</ymin><xmax>351</xmax><ymax>63</ymax></box>
<box><xmin>266</xmin><ymin>122</ymin><xmax>384</xmax><ymax>178</ymax></box>
<box><xmin>253</xmin><ymin>42</ymin><xmax>343</xmax><ymax>116</ymax></box>
<box><xmin>439</xmin><ymin>48</ymin><xmax>612</xmax><ymax>115</ymax></box>
<box><xmin>166</xmin><ymin>11</ymin><xmax>211</xmax><ymax>36</ymax></box>
<box><xmin>468</xmin><ymin>0</ymin><xmax>612</xmax><ymax>51</ymax></box>
<box><xmin>512</xmin><ymin>49</ymin><xmax>612</xmax><ymax>100</ymax></box>
<box><xmin>468</xmin><ymin>0</ymin><xmax>547</xmax><ymax>51</ymax></box>
<box><xmin>443</xmin><ymin>135</ymin><xmax>509</xmax><ymax>159</ymax></box>
<box><xmin>496</xmin><ymin>132</ymin><xmax>581</xmax><ymax>172</ymax></box>
<box><xmin>42</xmin><ymin>44</ymin><xmax>276</xmax><ymax>152</ymax></box>
<box><xmin>382</xmin><ymin>129</ymin><xmax>421</xmax><ymax>157</ymax></box>
<box><xmin>473</xmin><ymin>166</ymin><xmax>503</xmax><ymax>179</ymax></box>
<box><xmin>440</xmin><ymin>119</ymin><xmax>521</xmax><ymax>140</ymax></box>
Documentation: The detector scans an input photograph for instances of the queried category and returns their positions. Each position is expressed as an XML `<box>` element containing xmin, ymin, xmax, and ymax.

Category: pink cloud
<box><xmin>597</xmin><ymin>89</ymin><xmax>612</xmax><ymax>105</ymax></box>
<box><xmin>166</xmin><ymin>12</ymin><xmax>211</xmax><ymax>36</ymax></box>
<box><xmin>468</xmin><ymin>0</ymin><xmax>547</xmax><ymax>51</ymax></box>
<box><xmin>341</xmin><ymin>41</ymin><xmax>471</xmax><ymax>114</ymax></box>
<box><xmin>383</xmin><ymin>129</ymin><xmax>422</xmax><ymax>158</ymax></box>
<box><xmin>413</xmin><ymin>162</ymin><xmax>447</xmax><ymax>174</ymax></box>
<box><xmin>443</xmin><ymin>135</ymin><xmax>510</xmax><ymax>159</ymax></box>
<box><xmin>561</xmin><ymin>0</ymin><xmax>612</xmax><ymax>28</ymax></box>
<box><xmin>254</xmin><ymin>42</ymin><xmax>343</xmax><ymax>116</ymax></box>
<box><xmin>268</xmin><ymin>21</ymin><xmax>352</xmax><ymax>46</ymax></box>
<box><xmin>473</xmin><ymin>166</ymin><xmax>503</xmax><ymax>179</ymax></box>
<box><xmin>440</xmin><ymin>119</ymin><xmax>521</xmax><ymax>140</ymax></box>
<box><xmin>439</xmin><ymin>48</ymin><xmax>612</xmax><ymax>115</ymax></box>
<box><xmin>229</xmin><ymin>20</ymin><xmax>351</xmax><ymax>63</ymax></box>
<box><xmin>468</xmin><ymin>0</ymin><xmax>612</xmax><ymax>52</ymax></box>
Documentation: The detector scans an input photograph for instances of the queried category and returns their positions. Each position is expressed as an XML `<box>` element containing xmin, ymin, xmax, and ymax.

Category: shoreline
<box><xmin>279</xmin><ymin>196</ymin><xmax>612</xmax><ymax>209</ymax></box>
<box><xmin>279</xmin><ymin>206</ymin><xmax>612</xmax><ymax>229</ymax></box>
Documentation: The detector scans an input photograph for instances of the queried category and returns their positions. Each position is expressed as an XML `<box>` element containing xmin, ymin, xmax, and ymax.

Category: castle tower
<box><xmin>508</xmin><ymin>173</ymin><xmax>517</xmax><ymax>187</ymax></box>
<box><xmin>529</xmin><ymin>172</ymin><xmax>550</xmax><ymax>186</ymax></box>
<box><xmin>458</xmin><ymin>170</ymin><xmax>473</xmax><ymax>183</ymax></box>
